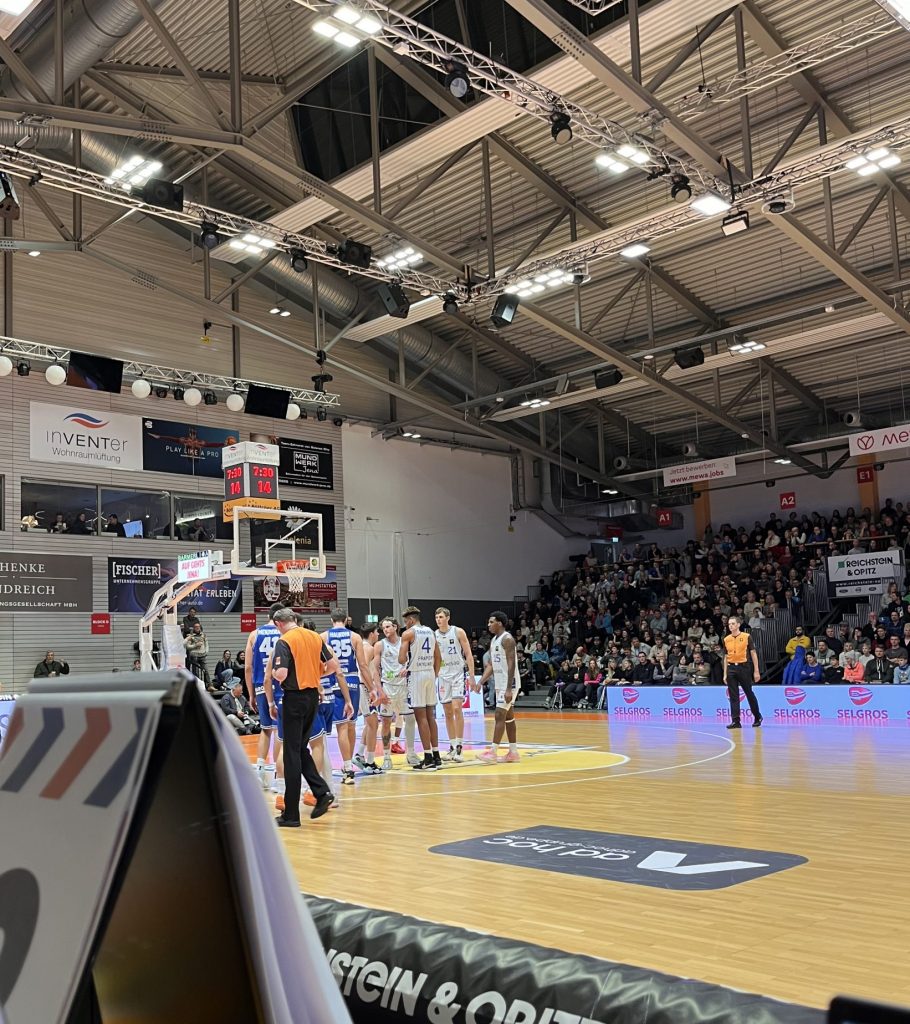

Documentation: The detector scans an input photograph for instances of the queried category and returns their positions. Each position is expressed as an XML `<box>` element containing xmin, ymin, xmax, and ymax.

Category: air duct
<box><xmin>0</xmin><ymin>0</ymin><xmax>167</xmax><ymax>151</ymax></box>
<box><xmin>682</xmin><ymin>442</ymin><xmax>700</xmax><ymax>457</ymax></box>
<box><xmin>842</xmin><ymin>410</ymin><xmax>863</xmax><ymax>428</ymax></box>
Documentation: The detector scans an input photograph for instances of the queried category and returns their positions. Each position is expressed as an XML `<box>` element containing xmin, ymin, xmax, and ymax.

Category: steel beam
<box><xmin>837</xmin><ymin>186</ymin><xmax>888</xmax><ymax>256</ymax></box>
<box><xmin>95</xmin><ymin>62</ymin><xmax>278</xmax><ymax>85</ymax></box>
<box><xmin>132</xmin><ymin>0</ymin><xmax>233</xmax><ymax>132</ymax></box>
<box><xmin>645</xmin><ymin>8</ymin><xmax>735</xmax><ymax>94</ymax></box>
<box><xmin>518</xmin><ymin>301</ymin><xmax>823</xmax><ymax>474</ymax></box>
<box><xmin>760</xmin><ymin>358</ymin><xmax>827</xmax><ymax>417</ymax></box>
<box><xmin>228</xmin><ymin>0</ymin><xmax>242</xmax><ymax>132</ymax></box>
<box><xmin>386</xmin><ymin>143</ymin><xmax>477</xmax><ymax>221</ymax></box>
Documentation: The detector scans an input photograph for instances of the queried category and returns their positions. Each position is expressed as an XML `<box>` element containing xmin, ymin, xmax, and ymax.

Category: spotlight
<box><xmin>203</xmin><ymin>390</ymin><xmax>218</xmax><ymax>406</ymax></box>
<box><xmin>620</xmin><ymin>242</ymin><xmax>650</xmax><ymax>259</ymax></box>
<box><xmin>286</xmin><ymin>402</ymin><xmax>301</xmax><ymax>421</ymax></box>
<box><xmin>173</xmin><ymin>387</ymin><xmax>185</xmax><ymax>401</ymax></box>
<box><xmin>673</xmin><ymin>347</ymin><xmax>705</xmax><ymax>369</ymax></box>
<box><xmin>131</xmin><ymin>378</ymin><xmax>152</xmax><ymax>399</ymax></box>
<box><xmin>16</xmin><ymin>360</ymin><xmax>30</xmax><ymax>376</ymax></box>
<box><xmin>154</xmin><ymin>385</ymin><xmax>169</xmax><ymax>398</ymax></box>
<box><xmin>443</xmin><ymin>61</ymin><xmax>470</xmax><ymax>99</ymax></box>
<box><xmin>490</xmin><ymin>294</ymin><xmax>519</xmax><ymax>329</ymax></box>
<box><xmin>846</xmin><ymin>146</ymin><xmax>901</xmax><ymax>175</ymax></box>
<box><xmin>572</xmin><ymin>265</ymin><xmax>590</xmax><ymax>285</ymax></box>
<box><xmin>728</xmin><ymin>337</ymin><xmax>766</xmax><ymax>354</ymax></box>
<box><xmin>338</xmin><ymin>237</ymin><xmax>372</xmax><ymax>268</ymax></box>
<box><xmin>721</xmin><ymin>210</ymin><xmax>750</xmax><ymax>236</ymax></box>
<box><xmin>312</xmin><ymin>373</ymin><xmax>334</xmax><ymax>393</ymax></box>
<box><xmin>442</xmin><ymin>292</ymin><xmax>459</xmax><ymax>315</ymax></box>
<box><xmin>765</xmin><ymin>480</ymin><xmax>776</xmax><ymax>488</ymax></box>
<box><xmin>199</xmin><ymin>221</ymin><xmax>220</xmax><ymax>249</ymax></box>
<box><xmin>44</xmin><ymin>363</ymin><xmax>66</xmax><ymax>386</ymax></box>
<box><xmin>183</xmin><ymin>387</ymin><xmax>202</xmax><ymax>407</ymax></box>
<box><xmin>760</xmin><ymin>191</ymin><xmax>796</xmax><ymax>215</ymax></box>
<box><xmin>0</xmin><ymin>171</ymin><xmax>20</xmax><ymax>219</ymax></box>
<box><xmin>0</xmin><ymin>354</ymin><xmax>12</xmax><ymax>376</ymax></box>
<box><xmin>316</xmin><ymin>406</ymin><xmax>327</xmax><ymax>422</ymax></box>
<box><xmin>226</xmin><ymin>391</ymin><xmax>245</xmax><ymax>412</ymax></box>
<box><xmin>332</xmin><ymin>416</ymin><xmax>344</xmax><ymax>427</ymax></box>
<box><xmin>670</xmin><ymin>174</ymin><xmax>692</xmax><ymax>203</ymax></box>
<box><xmin>289</xmin><ymin>248</ymin><xmax>309</xmax><ymax>273</ymax></box>
<box><xmin>691</xmin><ymin>192</ymin><xmax>731</xmax><ymax>217</ymax></box>
<box><xmin>550</xmin><ymin>111</ymin><xmax>572</xmax><ymax>145</ymax></box>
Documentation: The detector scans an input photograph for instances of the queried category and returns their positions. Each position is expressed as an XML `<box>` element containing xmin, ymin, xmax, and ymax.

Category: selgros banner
<box><xmin>108</xmin><ymin>557</ymin><xmax>241</xmax><ymax>614</ymax></box>
<box><xmin>0</xmin><ymin>552</ymin><xmax>93</xmax><ymax>611</ymax></box>
<box><xmin>826</xmin><ymin>550</ymin><xmax>903</xmax><ymax>582</ymax></box>
<box><xmin>848</xmin><ymin>422</ymin><xmax>910</xmax><ymax>456</ymax></box>
<box><xmin>251</xmin><ymin>433</ymin><xmax>334</xmax><ymax>490</ymax></box>
<box><xmin>606</xmin><ymin>684</ymin><xmax>910</xmax><ymax>725</ymax></box>
<box><xmin>662</xmin><ymin>456</ymin><xmax>736</xmax><ymax>488</ymax></box>
<box><xmin>142</xmin><ymin>418</ymin><xmax>240</xmax><ymax>478</ymax></box>
<box><xmin>30</xmin><ymin>402</ymin><xmax>143</xmax><ymax>472</ymax></box>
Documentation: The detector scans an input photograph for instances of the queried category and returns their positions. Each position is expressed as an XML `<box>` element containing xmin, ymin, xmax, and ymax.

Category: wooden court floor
<box><xmin>260</xmin><ymin>713</ymin><xmax>910</xmax><ymax>1010</ymax></box>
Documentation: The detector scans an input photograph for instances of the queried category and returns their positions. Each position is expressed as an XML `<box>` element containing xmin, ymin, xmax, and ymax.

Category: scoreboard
<box><xmin>221</xmin><ymin>441</ymin><xmax>281</xmax><ymax>520</ymax></box>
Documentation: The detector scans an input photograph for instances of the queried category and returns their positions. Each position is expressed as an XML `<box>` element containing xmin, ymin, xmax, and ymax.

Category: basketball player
<box><xmin>321</xmin><ymin>609</ymin><xmax>371</xmax><ymax>785</ymax></box>
<box><xmin>398</xmin><ymin>605</ymin><xmax>442</xmax><ymax>771</ymax></box>
<box><xmin>435</xmin><ymin>607</ymin><xmax>475</xmax><ymax>762</ymax></box>
<box><xmin>353</xmin><ymin>623</ymin><xmax>384</xmax><ymax>775</ymax></box>
<box><xmin>244</xmin><ymin>602</ymin><xmax>284</xmax><ymax>785</ymax></box>
<box><xmin>722</xmin><ymin>614</ymin><xmax>763</xmax><ymax>729</ymax></box>
<box><xmin>476</xmin><ymin>611</ymin><xmax>520</xmax><ymax>763</ymax></box>
<box><xmin>372</xmin><ymin>618</ymin><xmax>417</xmax><ymax>768</ymax></box>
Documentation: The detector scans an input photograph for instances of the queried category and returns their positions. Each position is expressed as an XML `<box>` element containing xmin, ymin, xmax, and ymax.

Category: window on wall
<box><xmin>21</xmin><ymin>480</ymin><xmax>98</xmax><ymax>535</ymax></box>
<box><xmin>174</xmin><ymin>494</ymin><xmax>233</xmax><ymax>543</ymax></box>
<box><xmin>100</xmin><ymin>487</ymin><xmax>171</xmax><ymax>540</ymax></box>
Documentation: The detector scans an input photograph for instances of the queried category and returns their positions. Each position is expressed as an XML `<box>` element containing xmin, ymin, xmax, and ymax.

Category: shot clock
<box><xmin>221</xmin><ymin>441</ymin><xmax>281</xmax><ymax>519</ymax></box>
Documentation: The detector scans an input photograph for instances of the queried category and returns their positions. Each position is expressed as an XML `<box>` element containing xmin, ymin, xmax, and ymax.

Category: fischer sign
<box><xmin>848</xmin><ymin>423</ymin><xmax>910</xmax><ymax>456</ymax></box>
<box><xmin>662</xmin><ymin>456</ymin><xmax>736</xmax><ymax>488</ymax></box>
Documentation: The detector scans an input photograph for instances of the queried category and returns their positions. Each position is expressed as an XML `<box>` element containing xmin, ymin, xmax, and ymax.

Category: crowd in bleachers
<box><xmin>495</xmin><ymin>502</ymin><xmax>910</xmax><ymax>707</ymax></box>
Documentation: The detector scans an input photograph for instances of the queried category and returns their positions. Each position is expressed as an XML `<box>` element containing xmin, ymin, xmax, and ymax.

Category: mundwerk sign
<box><xmin>0</xmin><ymin>553</ymin><xmax>93</xmax><ymax>611</ymax></box>
<box><xmin>30</xmin><ymin>402</ymin><xmax>143</xmax><ymax>471</ymax></box>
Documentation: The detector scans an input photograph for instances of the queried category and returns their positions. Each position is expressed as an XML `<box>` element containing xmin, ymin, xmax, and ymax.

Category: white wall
<box><xmin>342</xmin><ymin>427</ymin><xmax>589</xmax><ymax>602</ymax></box>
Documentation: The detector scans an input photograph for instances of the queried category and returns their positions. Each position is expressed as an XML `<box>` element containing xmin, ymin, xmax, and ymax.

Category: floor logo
<box><xmin>431</xmin><ymin>826</ymin><xmax>807</xmax><ymax>890</ymax></box>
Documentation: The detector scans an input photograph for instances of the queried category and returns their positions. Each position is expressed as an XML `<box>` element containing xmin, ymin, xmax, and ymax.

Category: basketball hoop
<box><xmin>276</xmin><ymin>559</ymin><xmax>309</xmax><ymax>594</ymax></box>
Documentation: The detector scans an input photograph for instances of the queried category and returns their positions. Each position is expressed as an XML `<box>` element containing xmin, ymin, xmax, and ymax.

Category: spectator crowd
<box><xmin>467</xmin><ymin>502</ymin><xmax>910</xmax><ymax>708</ymax></box>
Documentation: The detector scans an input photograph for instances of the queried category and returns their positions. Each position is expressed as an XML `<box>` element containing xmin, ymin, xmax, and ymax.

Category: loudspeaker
<box><xmin>134</xmin><ymin>178</ymin><xmax>184</xmax><ymax>212</ymax></box>
<box><xmin>339</xmin><ymin>238</ymin><xmax>372</xmax><ymax>269</ymax></box>
<box><xmin>673</xmin><ymin>347</ymin><xmax>705</xmax><ymax>369</ymax></box>
<box><xmin>490</xmin><ymin>294</ymin><xmax>519</xmax><ymax>328</ymax></box>
<box><xmin>594</xmin><ymin>369</ymin><xmax>623</xmax><ymax>389</ymax></box>
<box><xmin>377</xmin><ymin>282</ymin><xmax>410</xmax><ymax>319</ymax></box>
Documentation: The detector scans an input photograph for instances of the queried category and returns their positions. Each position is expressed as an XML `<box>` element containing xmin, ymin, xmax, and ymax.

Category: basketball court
<box><xmin>267</xmin><ymin>714</ymin><xmax>910</xmax><ymax>1011</ymax></box>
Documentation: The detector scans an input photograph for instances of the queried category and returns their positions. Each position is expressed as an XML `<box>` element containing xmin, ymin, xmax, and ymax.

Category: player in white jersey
<box><xmin>353</xmin><ymin>623</ymin><xmax>384</xmax><ymax>775</ymax></box>
<box><xmin>435</xmin><ymin>607</ymin><xmax>475</xmax><ymax>762</ymax></box>
<box><xmin>372</xmin><ymin>618</ymin><xmax>418</xmax><ymax>768</ymax></box>
<box><xmin>475</xmin><ymin>610</ymin><xmax>520</xmax><ymax>764</ymax></box>
<box><xmin>398</xmin><ymin>605</ymin><xmax>442</xmax><ymax>771</ymax></box>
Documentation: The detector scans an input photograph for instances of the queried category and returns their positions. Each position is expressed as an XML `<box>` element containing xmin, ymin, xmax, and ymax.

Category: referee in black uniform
<box><xmin>722</xmin><ymin>615</ymin><xmax>763</xmax><ymax>729</ymax></box>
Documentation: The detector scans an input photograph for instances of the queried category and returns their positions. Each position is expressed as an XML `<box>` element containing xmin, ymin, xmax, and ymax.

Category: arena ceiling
<box><xmin>1</xmin><ymin>0</ymin><xmax>909</xmax><ymax>499</ymax></box>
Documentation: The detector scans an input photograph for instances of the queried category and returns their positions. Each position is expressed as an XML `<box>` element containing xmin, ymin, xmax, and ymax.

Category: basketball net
<box><xmin>277</xmin><ymin>560</ymin><xmax>309</xmax><ymax>595</ymax></box>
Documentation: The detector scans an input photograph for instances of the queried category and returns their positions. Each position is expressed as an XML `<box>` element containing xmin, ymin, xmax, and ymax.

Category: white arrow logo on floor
<box><xmin>638</xmin><ymin>851</ymin><xmax>769</xmax><ymax>875</ymax></box>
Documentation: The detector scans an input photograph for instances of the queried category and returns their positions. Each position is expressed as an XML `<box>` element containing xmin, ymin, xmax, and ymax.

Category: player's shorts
<box><xmin>408</xmin><ymin>672</ymin><xmax>437</xmax><ymax>709</ymax></box>
<box><xmin>256</xmin><ymin>692</ymin><xmax>278</xmax><ymax>728</ymax></box>
<box><xmin>333</xmin><ymin>685</ymin><xmax>360</xmax><ymax>724</ymax></box>
<box><xmin>379</xmin><ymin>686</ymin><xmax>412</xmax><ymax>718</ymax></box>
<box><xmin>495</xmin><ymin>683</ymin><xmax>516</xmax><ymax>711</ymax></box>
<box><xmin>438</xmin><ymin>672</ymin><xmax>467</xmax><ymax>704</ymax></box>
<box><xmin>359</xmin><ymin>685</ymin><xmax>379</xmax><ymax>716</ymax></box>
<box><xmin>310</xmin><ymin>698</ymin><xmax>335</xmax><ymax>741</ymax></box>
<box><xmin>273</xmin><ymin>683</ymin><xmax>284</xmax><ymax>741</ymax></box>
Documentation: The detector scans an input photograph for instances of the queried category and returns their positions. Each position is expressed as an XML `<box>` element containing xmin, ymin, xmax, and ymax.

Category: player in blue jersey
<box><xmin>244</xmin><ymin>602</ymin><xmax>284</xmax><ymax>786</ymax></box>
<box><xmin>321</xmin><ymin>609</ymin><xmax>372</xmax><ymax>786</ymax></box>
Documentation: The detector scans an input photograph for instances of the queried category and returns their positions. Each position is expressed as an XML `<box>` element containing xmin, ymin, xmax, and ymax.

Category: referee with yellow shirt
<box><xmin>722</xmin><ymin>615</ymin><xmax>763</xmax><ymax>729</ymax></box>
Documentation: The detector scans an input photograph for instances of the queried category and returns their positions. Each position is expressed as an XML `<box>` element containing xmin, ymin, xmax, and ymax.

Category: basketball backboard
<box><xmin>229</xmin><ymin>505</ymin><xmax>326</xmax><ymax>580</ymax></box>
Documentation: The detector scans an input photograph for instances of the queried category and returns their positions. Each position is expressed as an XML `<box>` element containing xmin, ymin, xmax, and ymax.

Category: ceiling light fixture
<box><xmin>616</xmin><ymin>143</ymin><xmax>649</xmax><ymax>166</ymax></box>
<box><xmin>774</xmin><ymin>458</ymin><xmax>792</xmax><ymax>465</ymax></box>
<box><xmin>443</xmin><ymin>61</ymin><xmax>470</xmax><ymax>99</ymax></box>
<box><xmin>375</xmin><ymin>246</ymin><xmax>423</xmax><ymax>271</ymax></box>
<box><xmin>873</xmin><ymin>1</ymin><xmax>910</xmax><ymax>31</ymax></box>
<box><xmin>602</xmin><ymin>489</ymin><xmax>618</xmax><ymax>495</ymax></box>
<box><xmin>729</xmin><ymin>338</ymin><xmax>766</xmax><ymax>354</ymax></box>
<box><xmin>26</xmin><ymin>249</ymin><xmax>40</xmax><ymax>257</ymax></box>
<box><xmin>203</xmin><ymin>390</ymin><xmax>218</xmax><ymax>406</ymax></box>
<box><xmin>199</xmin><ymin>221</ymin><xmax>220</xmax><ymax>249</ymax></box>
<box><xmin>721</xmin><ymin>210</ymin><xmax>750</xmax><ymax>236</ymax></box>
<box><xmin>691</xmin><ymin>192</ymin><xmax>731</xmax><ymax>217</ymax></box>
<box><xmin>620</xmin><ymin>242</ymin><xmax>650</xmax><ymax>259</ymax></box>
<box><xmin>594</xmin><ymin>152</ymin><xmax>629</xmax><ymax>174</ymax></box>
<box><xmin>846</xmin><ymin>146</ymin><xmax>901</xmax><ymax>176</ymax></box>
<box><xmin>226</xmin><ymin>391</ymin><xmax>245</xmax><ymax>412</ymax></box>
<box><xmin>131</xmin><ymin>378</ymin><xmax>151</xmax><ymax>399</ymax></box>
<box><xmin>442</xmin><ymin>292</ymin><xmax>459</xmax><ymax>315</ymax></box>
<box><xmin>45</xmin><ymin>362</ymin><xmax>66</xmax><ymax>386</ymax></box>
<box><xmin>16</xmin><ymin>360</ymin><xmax>30</xmax><ymax>376</ymax></box>
<box><xmin>289</xmin><ymin>248</ymin><xmax>309</xmax><ymax>273</ymax></box>
<box><xmin>104</xmin><ymin>155</ymin><xmax>162</xmax><ymax>190</ymax></box>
